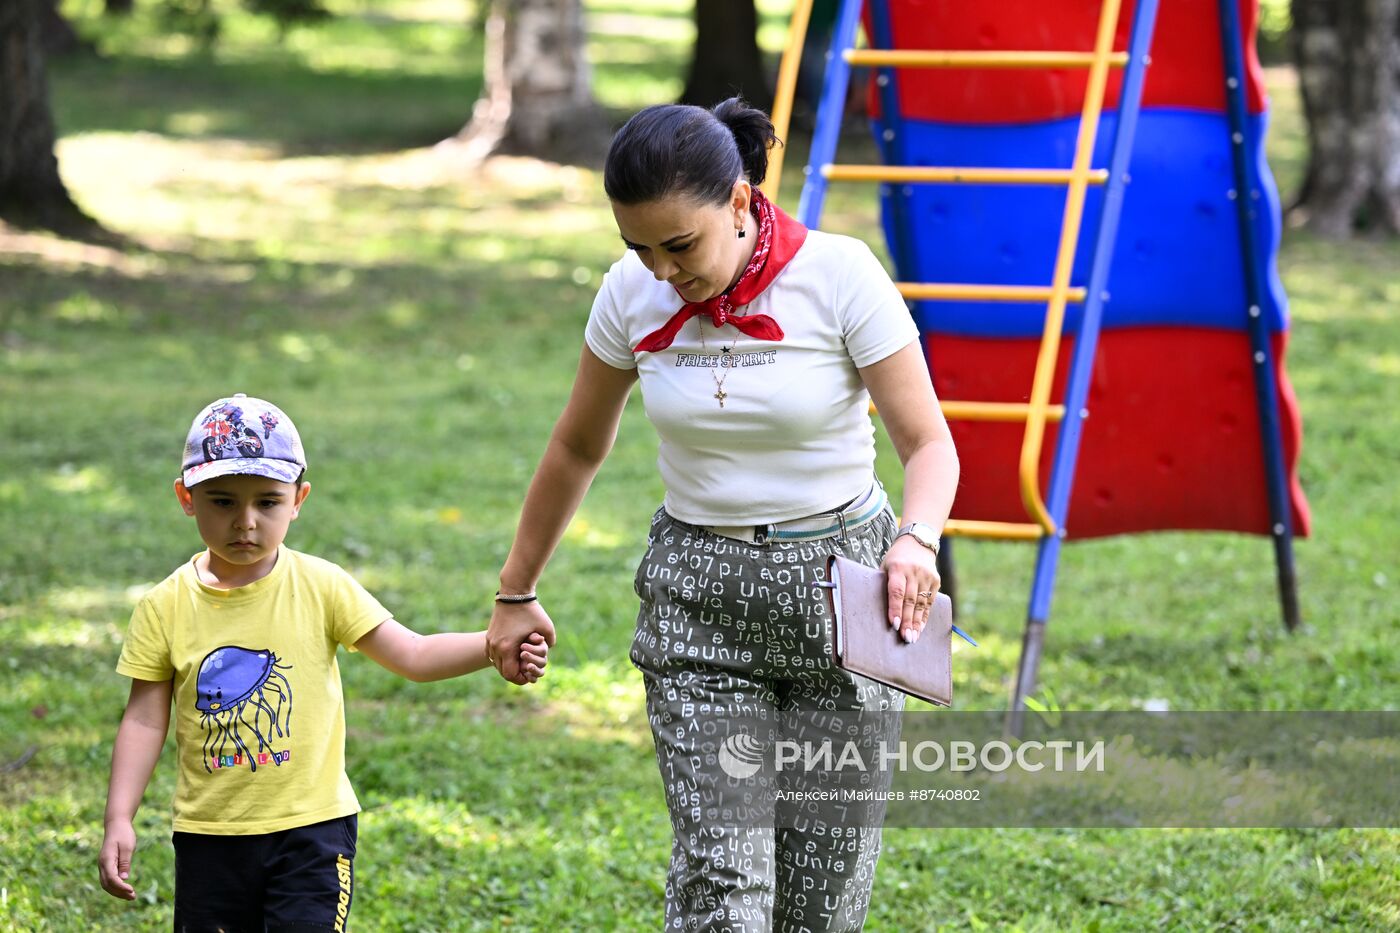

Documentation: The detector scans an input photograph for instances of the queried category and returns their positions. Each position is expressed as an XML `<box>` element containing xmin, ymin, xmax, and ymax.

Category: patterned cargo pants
<box><xmin>630</xmin><ymin>504</ymin><xmax>905</xmax><ymax>932</ymax></box>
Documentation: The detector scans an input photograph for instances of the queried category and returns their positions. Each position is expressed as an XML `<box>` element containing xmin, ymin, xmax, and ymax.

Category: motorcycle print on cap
<box><xmin>199</xmin><ymin>400</ymin><xmax>270</xmax><ymax>462</ymax></box>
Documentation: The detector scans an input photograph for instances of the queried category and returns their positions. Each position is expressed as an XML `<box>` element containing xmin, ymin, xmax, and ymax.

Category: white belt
<box><xmin>700</xmin><ymin>481</ymin><xmax>888</xmax><ymax>546</ymax></box>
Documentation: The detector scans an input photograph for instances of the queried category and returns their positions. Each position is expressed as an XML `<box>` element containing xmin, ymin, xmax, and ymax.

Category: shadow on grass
<box><xmin>50</xmin><ymin>53</ymin><xmax>484</xmax><ymax>157</ymax></box>
<box><xmin>48</xmin><ymin>46</ymin><xmax>682</xmax><ymax>166</ymax></box>
<box><xmin>0</xmin><ymin>235</ymin><xmax>598</xmax><ymax>341</ymax></box>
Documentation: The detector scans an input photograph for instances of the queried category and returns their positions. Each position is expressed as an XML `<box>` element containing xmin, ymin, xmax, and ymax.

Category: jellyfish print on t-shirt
<box><xmin>194</xmin><ymin>645</ymin><xmax>293</xmax><ymax>773</ymax></box>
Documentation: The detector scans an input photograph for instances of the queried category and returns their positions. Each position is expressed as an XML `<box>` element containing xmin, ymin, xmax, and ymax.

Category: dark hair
<box><xmin>603</xmin><ymin>97</ymin><xmax>779</xmax><ymax>206</ymax></box>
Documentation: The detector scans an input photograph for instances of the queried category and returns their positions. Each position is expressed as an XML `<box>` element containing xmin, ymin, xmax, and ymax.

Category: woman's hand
<box><xmin>487</xmin><ymin>600</ymin><xmax>557</xmax><ymax>684</ymax></box>
<box><xmin>881</xmin><ymin>535</ymin><xmax>941</xmax><ymax>644</ymax></box>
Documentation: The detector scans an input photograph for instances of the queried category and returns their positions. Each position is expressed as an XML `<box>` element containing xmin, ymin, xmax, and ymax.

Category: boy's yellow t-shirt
<box><xmin>116</xmin><ymin>547</ymin><xmax>390</xmax><ymax>834</ymax></box>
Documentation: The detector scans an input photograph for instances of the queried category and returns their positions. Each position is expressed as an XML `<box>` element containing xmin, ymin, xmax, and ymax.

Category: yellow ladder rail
<box><xmin>765</xmin><ymin>0</ymin><xmax>815</xmax><ymax>204</ymax></box>
<box><xmin>1017</xmin><ymin>0</ymin><xmax>1124</xmax><ymax>535</ymax></box>
<box><xmin>944</xmin><ymin>520</ymin><xmax>1046</xmax><ymax>541</ymax></box>
<box><xmin>846</xmin><ymin>49</ymin><xmax>1129</xmax><ymax>69</ymax></box>
<box><xmin>942</xmin><ymin>401</ymin><xmax>1066</xmax><ymax>423</ymax></box>
<box><xmin>898</xmin><ymin>283</ymin><xmax>1088</xmax><ymax>303</ymax></box>
<box><xmin>825</xmin><ymin>165</ymin><xmax>1109</xmax><ymax>185</ymax></box>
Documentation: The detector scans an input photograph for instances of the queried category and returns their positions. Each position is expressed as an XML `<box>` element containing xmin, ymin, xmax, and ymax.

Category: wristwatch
<box><xmin>895</xmin><ymin>522</ymin><xmax>941</xmax><ymax>557</ymax></box>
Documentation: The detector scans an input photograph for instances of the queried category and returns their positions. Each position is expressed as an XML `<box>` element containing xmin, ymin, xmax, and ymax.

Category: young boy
<box><xmin>98</xmin><ymin>393</ymin><xmax>548</xmax><ymax>930</ymax></box>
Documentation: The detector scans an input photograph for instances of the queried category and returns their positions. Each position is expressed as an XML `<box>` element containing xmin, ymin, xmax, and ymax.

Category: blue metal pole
<box><xmin>797</xmin><ymin>0</ymin><xmax>865</xmax><ymax>228</ymax></box>
<box><xmin>1217</xmin><ymin>0</ymin><xmax>1301</xmax><ymax>631</ymax></box>
<box><xmin>1009</xmin><ymin>0</ymin><xmax>1161</xmax><ymax>731</ymax></box>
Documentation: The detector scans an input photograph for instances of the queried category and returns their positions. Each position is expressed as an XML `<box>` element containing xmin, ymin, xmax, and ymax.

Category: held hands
<box><xmin>487</xmin><ymin>599</ymin><xmax>557</xmax><ymax>685</ymax></box>
<box><xmin>516</xmin><ymin>632</ymin><xmax>549</xmax><ymax>683</ymax></box>
<box><xmin>98</xmin><ymin>820</ymin><xmax>137</xmax><ymax>900</ymax></box>
<box><xmin>881</xmin><ymin>535</ymin><xmax>942</xmax><ymax>644</ymax></box>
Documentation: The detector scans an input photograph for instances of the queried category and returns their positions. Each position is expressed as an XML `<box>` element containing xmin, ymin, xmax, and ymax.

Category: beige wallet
<box><xmin>822</xmin><ymin>554</ymin><xmax>958</xmax><ymax>707</ymax></box>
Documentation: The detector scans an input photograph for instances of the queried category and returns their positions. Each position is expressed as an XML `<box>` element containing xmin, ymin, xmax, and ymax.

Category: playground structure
<box><xmin>769</xmin><ymin>0</ymin><xmax>1311</xmax><ymax>729</ymax></box>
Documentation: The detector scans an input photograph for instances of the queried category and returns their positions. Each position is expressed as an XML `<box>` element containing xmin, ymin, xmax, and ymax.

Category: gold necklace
<box><xmin>698</xmin><ymin>321</ymin><xmax>736</xmax><ymax>408</ymax></box>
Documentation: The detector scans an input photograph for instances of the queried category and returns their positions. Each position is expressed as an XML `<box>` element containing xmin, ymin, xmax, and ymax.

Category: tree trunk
<box><xmin>1289</xmin><ymin>0</ymin><xmax>1400</xmax><ymax>237</ymax></box>
<box><xmin>681</xmin><ymin>0</ymin><xmax>772</xmax><ymax>111</ymax></box>
<box><xmin>452</xmin><ymin>0</ymin><xmax>609</xmax><ymax>165</ymax></box>
<box><xmin>0</xmin><ymin>0</ymin><xmax>94</xmax><ymax>233</ymax></box>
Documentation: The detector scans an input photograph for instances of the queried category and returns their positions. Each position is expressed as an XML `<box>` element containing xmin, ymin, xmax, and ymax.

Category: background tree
<box><xmin>0</xmin><ymin>0</ymin><xmax>94</xmax><ymax>233</ymax></box>
<box><xmin>154</xmin><ymin>0</ymin><xmax>331</xmax><ymax>51</ymax></box>
<box><xmin>680</xmin><ymin>0</ymin><xmax>772</xmax><ymax>110</ymax></box>
<box><xmin>244</xmin><ymin>0</ymin><xmax>330</xmax><ymax>38</ymax></box>
<box><xmin>1289</xmin><ymin>0</ymin><xmax>1400</xmax><ymax>237</ymax></box>
<box><xmin>452</xmin><ymin>0</ymin><xmax>609</xmax><ymax>164</ymax></box>
<box><xmin>40</xmin><ymin>0</ymin><xmax>91</xmax><ymax>56</ymax></box>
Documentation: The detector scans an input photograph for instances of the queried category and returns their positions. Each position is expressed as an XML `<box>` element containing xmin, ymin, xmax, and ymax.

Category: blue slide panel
<box><xmin>877</xmin><ymin>110</ymin><xmax>1287</xmax><ymax>338</ymax></box>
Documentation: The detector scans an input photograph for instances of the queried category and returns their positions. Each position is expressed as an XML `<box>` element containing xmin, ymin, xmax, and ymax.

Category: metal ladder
<box><xmin>773</xmin><ymin>0</ymin><xmax>1163</xmax><ymax>731</ymax></box>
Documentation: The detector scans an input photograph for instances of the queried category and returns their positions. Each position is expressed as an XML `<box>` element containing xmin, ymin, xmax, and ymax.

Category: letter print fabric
<box><xmin>631</xmin><ymin>508</ymin><xmax>905</xmax><ymax>932</ymax></box>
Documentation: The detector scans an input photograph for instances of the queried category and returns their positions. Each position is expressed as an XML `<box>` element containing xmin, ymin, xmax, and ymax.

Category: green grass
<box><xmin>2</xmin><ymin>1</ymin><xmax>1397</xmax><ymax>929</ymax></box>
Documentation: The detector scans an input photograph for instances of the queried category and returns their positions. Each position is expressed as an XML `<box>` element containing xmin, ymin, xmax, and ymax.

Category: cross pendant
<box><xmin>714</xmin><ymin>387</ymin><xmax>728</xmax><ymax>408</ymax></box>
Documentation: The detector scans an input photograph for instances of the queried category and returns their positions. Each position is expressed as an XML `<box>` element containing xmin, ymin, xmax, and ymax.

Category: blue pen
<box><xmin>951</xmin><ymin>624</ymin><xmax>978</xmax><ymax>647</ymax></box>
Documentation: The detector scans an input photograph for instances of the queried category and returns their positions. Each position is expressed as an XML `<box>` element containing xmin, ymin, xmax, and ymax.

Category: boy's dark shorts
<box><xmin>173</xmin><ymin>814</ymin><xmax>357</xmax><ymax>933</ymax></box>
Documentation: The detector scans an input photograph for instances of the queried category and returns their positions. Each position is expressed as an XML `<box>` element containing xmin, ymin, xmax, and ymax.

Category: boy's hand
<box><xmin>519</xmin><ymin>631</ymin><xmax>549</xmax><ymax>684</ymax></box>
<box><xmin>488</xmin><ymin>600</ymin><xmax>556</xmax><ymax>685</ymax></box>
<box><xmin>98</xmin><ymin>821</ymin><xmax>137</xmax><ymax>900</ymax></box>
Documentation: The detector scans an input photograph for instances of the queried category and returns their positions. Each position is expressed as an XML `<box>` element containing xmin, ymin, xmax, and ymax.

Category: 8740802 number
<box><xmin>908</xmin><ymin>788</ymin><xmax>981</xmax><ymax>802</ymax></box>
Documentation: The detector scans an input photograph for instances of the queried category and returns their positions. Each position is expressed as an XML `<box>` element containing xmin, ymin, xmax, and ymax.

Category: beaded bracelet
<box><xmin>494</xmin><ymin>591</ymin><xmax>538</xmax><ymax>604</ymax></box>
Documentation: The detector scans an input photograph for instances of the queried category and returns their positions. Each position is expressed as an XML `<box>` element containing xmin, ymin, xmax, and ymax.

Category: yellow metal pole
<box><xmin>846</xmin><ymin>49</ymin><xmax>1128</xmax><ymax>69</ymax></box>
<box><xmin>766</xmin><ymin>0</ymin><xmax>815</xmax><ymax>205</ymax></box>
<box><xmin>943</xmin><ymin>520</ymin><xmax>1047</xmax><ymax>541</ymax></box>
<box><xmin>1017</xmin><ymin>0</ymin><xmax>1124</xmax><ymax>534</ymax></box>
<box><xmin>825</xmin><ymin>165</ymin><xmax>1109</xmax><ymax>185</ymax></box>
<box><xmin>897</xmin><ymin>283</ymin><xmax>1088</xmax><ymax>303</ymax></box>
<box><xmin>941</xmin><ymin>401</ymin><xmax>1066</xmax><ymax>423</ymax></box>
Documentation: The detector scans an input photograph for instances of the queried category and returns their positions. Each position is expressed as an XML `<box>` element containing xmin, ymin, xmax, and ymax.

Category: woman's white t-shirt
<box><xmin>585</xmin><ymin>229</ymin><xmax>919</xmax><ymax>525</ymax></box>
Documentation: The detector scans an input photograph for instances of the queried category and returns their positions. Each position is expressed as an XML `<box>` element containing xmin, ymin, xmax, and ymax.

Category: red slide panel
<box><xmin>928</xmin><ymin>326</ymin><xmax>1309</xmax><ymax>539</ymax></box>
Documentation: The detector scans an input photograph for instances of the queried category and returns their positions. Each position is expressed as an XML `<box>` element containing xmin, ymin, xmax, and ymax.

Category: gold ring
<box><xmin>917</xmin><ymin>590</ymin><xmax>934</xmax><ymax>598</ymax></box>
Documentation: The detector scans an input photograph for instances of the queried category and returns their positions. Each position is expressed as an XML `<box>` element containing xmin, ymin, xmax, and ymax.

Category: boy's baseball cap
<box><xmin>181</xmin><ymin>394</ymin><xmax>306</xmax><ymax>488</ymax></box>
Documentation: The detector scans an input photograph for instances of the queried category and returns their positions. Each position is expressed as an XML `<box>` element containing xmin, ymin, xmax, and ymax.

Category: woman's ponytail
<box><xmin>711</xmin><ymin>97</ymin><xmax>778</xmax><ymax>189</ymax></box>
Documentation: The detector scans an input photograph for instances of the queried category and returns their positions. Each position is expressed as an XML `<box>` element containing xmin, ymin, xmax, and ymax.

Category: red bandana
<box><xmin>632</xmin><ymin>189</ymin><xmax>807</xmax><ymax>354</ymax></box>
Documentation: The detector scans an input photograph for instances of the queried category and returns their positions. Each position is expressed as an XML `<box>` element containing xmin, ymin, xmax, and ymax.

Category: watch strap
<box><xmin>895</xmin><ymin>522</ymin><xmax>941</xmax><ymax>556</ymax></box>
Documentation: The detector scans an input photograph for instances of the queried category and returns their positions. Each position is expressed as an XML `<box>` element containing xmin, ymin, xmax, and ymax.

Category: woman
<box><xmin>488</xmin><ymin>98</ymin><xmax>958</xmax><ymax>931</ymax></box>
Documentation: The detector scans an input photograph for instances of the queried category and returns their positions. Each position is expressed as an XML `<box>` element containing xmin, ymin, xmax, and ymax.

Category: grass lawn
<box><xmin>1</xmin><ymin>1</ymin><xmax>1396</xmax><ymax>929</ymax></box>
